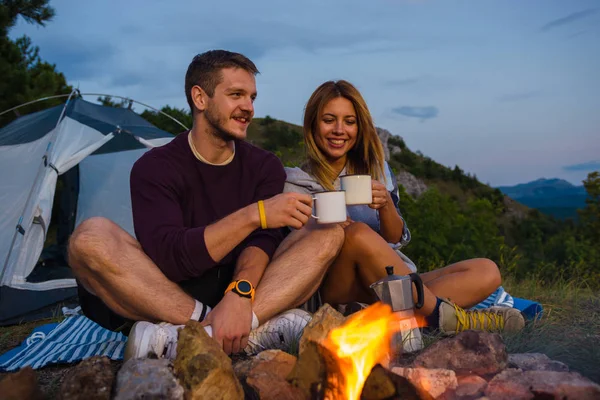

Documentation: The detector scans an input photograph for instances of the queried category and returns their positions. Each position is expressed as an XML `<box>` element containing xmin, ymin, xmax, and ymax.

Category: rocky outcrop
<box><xmin>502</xmin><ymin>195</ymin><xmax>528</xmax><ymax>221</ymax></box>
<box><xmin>396</xmin><ymin>170</ymin><xmax>428</xmax><ymax>198</ymax></box>
<box><xmin>376</xmin><ymin>127</ymin><xmax>392</xmax><ymax>160</ymax></box>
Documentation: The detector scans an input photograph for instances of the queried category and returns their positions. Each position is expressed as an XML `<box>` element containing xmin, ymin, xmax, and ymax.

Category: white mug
<box><xmin>340</xmin><ymin>174</ymin><xmax>372</xmax><ymax>205</ymax></box>
<box><xmin>312</xmin><ymin>191</ymin><xmax>347</xmax><ymax>224</ymax></box>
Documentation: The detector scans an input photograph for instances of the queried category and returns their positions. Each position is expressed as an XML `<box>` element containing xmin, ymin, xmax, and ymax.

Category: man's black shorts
<box><xmin>78</xmin><ymin>263</ymin><xmax>235</xmax><ymax>335</ymax></box>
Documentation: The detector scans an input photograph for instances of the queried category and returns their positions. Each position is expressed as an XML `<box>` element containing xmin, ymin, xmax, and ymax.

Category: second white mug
<box><xmin>312</xmin><ymin>191</ymin><xmax>347</xmax><ymax>224</ymax></box>
<box><xmin>340</xmin><ymin>174</ymin><xmax>372</xmax><ymax>205</ymax></box>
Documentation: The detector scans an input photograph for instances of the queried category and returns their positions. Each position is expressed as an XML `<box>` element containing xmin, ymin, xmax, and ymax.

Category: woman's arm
<box><xmin>374</xmin><ymin>186</ymin><xmax>405</xmax><ymax>243</ymax></box>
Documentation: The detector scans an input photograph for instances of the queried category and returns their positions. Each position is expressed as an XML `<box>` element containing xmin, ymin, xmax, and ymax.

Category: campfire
<box><xmin>321</xmin><ymin>302</ymin><xmax>402</xmax><ymax>400</ymax></box>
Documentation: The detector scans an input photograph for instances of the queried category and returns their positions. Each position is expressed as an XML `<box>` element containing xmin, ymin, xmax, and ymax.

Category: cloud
<box><xmin>567</xmin><ymin>30</ymin><xmax>587</xmax><ymax>39</ymax></box>
<box><xmin>541</xmin><ymin>8</ymin><xmax>597</xmax><ymax>32</ymax></box>
<box><xmin>385</xmin><ymin>77</ymin><xmax>422</xmax><ymax>86</ymax></box>
<box><xmin>497</xmin><ymin>90</ymin><xmax>543</xmax><ymax>102</ymax></box>
<box><xmin>563</xmin><ymin>161</ymin><xmax>600</xmax><ymax>172</ymax></box>
<box><xmin>391</xmin><ymin>106</ymin><xmax>439</xmax><ymax>121</ymax></box>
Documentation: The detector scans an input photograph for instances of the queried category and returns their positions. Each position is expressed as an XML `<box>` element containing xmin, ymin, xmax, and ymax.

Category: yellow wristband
<box><xmin>258</xmin><ymin>200</ymin><xmax>267</xmax><ymax>229</ymax></box>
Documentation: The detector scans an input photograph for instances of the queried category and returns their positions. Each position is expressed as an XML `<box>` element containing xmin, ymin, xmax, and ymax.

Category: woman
<box><xmin>285</xmin><ymin>80</ymin><xmax>524</xmax><ymax>334</ymax></box>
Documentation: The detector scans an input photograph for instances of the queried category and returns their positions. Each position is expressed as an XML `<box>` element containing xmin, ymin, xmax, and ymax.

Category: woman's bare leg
<box><xmin>419</xmin><ymin>258</ymin><xmax>501</xmax><ymax>309</ymax></box>
<box><xmin>320</xmin><ymin>222</ymin><xmax>501</xmax><ymax>315</ymax></box>
<box><xmin>321</xmin><ymin>222</ymin><xmax>438</xmax><ymax>315</ymax></box>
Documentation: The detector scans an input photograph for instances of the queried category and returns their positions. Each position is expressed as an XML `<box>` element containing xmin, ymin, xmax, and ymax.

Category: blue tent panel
<box><xmin>0</xmin><ymin>105</ymin><xmax>63</xmax><ymax>146</ymax></box>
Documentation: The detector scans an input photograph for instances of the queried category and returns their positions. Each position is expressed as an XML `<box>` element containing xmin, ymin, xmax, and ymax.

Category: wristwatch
<box><xmin>224</xmin><ymin>279</ymin><xmax>255</xmax><ymax>302</ymax></box>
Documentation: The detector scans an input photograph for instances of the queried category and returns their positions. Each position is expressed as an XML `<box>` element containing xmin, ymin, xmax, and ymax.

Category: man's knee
<box><xmin>68</xmin><ymin>217</ymin><xmax>124</xmax><ymax>274</ymax></box>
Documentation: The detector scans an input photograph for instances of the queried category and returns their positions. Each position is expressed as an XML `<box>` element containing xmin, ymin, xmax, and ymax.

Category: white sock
<box><xmin>190</xmin><ymin>300</ymin><xmax>211</xmax><ymax>321</ymax></box>
<box><xmin>252</xmin><ymin>311</ymin><xmax>259</xmax><ymax>330</ymax></box>
<box><xmin>204</xmin><ymin>325</ymin><xmax>213</xmax><ymax>337</ymax></box>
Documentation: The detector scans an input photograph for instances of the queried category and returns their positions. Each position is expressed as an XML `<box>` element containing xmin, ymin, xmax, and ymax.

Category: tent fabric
<box><xmin>0</xmin><ymin>97</ymin><xmax>175</xmax><ymax>324</ymax></box>
<box><xmin>0</xmin><ymin>105</ymin><xmax>63</xmax><ymax>146</ymax></box>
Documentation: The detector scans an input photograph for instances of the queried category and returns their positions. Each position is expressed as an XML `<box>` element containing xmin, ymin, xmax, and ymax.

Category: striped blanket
<box><xmin>0</xmin><ymin>315</ymin><xmax>125</xmax><ymax>372</ymax></box>
<box><xmin>472</xmin><ymin>286</ymin><xmax>514</xmax><ymax>309</ymax></box>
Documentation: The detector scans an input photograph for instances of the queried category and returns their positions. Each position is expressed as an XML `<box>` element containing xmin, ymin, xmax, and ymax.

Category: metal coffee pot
<box><xmin>370</xmin><ymin>266</ymin><xmax>425</xmax><ymax>355</ymax></box>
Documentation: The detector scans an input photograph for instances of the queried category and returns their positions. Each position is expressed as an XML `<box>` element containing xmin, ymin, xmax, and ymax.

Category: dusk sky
<box><xmin>10</xmin><ymin>0</ymin><xmax>600</xmax><ymax>186</ymax></box>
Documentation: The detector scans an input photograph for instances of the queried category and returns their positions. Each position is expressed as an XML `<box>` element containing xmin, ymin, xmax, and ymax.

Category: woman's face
<box><xmin>313</xmin><ymin>97</ymin><xmax>358</xmax><ymax>164</ymax></box>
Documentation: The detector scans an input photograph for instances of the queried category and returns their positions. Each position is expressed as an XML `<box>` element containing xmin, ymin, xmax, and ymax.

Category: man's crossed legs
<box><xmin>68</xmin><ymin>217</ymin><xmax>344</xmax><ymax>359</ymax></box>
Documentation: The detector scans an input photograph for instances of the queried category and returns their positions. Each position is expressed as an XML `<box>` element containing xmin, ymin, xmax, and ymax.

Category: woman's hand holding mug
<box><xmin>369</xmin><ymin>180</ymin><xmax>389</xmax><ymax>210</ymax></box>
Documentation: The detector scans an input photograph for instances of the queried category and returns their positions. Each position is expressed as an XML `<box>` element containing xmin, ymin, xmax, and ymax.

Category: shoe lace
<box><xmin>453</xmin><ymin>304</ymin><xmax>505</xmax><ymax>333</ymax></box>
<box><xmin>163</xmin><ymin>338</ymin><xmax>177</xmax><ymax>360</ymax></box>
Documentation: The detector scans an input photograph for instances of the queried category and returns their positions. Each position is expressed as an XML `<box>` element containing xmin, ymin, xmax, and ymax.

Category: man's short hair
<box><xmin>185</xmin><ymin>50</ymin><xmax>259</xmax><ymax>115</ymax></box>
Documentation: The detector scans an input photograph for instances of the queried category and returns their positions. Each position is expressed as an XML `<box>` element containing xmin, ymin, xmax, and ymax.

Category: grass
<box><xmin>500</xmin><ymin>276</ymin><xmax>600</xmax><ymax>383</ymax></box>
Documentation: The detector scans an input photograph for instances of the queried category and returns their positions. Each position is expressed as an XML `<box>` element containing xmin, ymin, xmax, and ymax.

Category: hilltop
<box><xmin>497</xmin><ymin>178</ymin><xmax>587</xmax><ymax>220</ymax></box>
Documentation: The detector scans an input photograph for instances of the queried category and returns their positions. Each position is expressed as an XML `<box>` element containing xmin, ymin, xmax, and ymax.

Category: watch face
<box><xmin>237</xmin><ymin>280</ymin><xmax>252</xmax><ymax>294</ymax></box>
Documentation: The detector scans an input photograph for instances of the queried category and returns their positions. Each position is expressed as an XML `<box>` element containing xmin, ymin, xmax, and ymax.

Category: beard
<box><xmin>204</xmin><ymin>102</ymin><xmax>241</xmax><ymax>142</ymax></box>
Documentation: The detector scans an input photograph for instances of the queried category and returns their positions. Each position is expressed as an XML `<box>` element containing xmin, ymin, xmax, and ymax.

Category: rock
<box><xmin>233</xmin><ymin>350</ymin><xmax>303</xmax><ymax>399</ymax></box>
<box><xmin>173</xmin><ymin>320</ymin><xmax>243</xmax><ymax>400</ymax></box>
<box><xmin>362</xmin><ymin>365</ymin><xmax>397</xmax><ymax>400</ymax></box>
<box><xmin>247</xmin><ymin>349</ymin><xmax>297</xmax><ymax>378</ymax></box>
<box><xmin>456</xmin><ymin>375</ymin><xmax>488</xmax><ymax>397</ymax></box>
<box><xmin>376</xmin><ymin>128</ymin><xmax>391</xmax><ymax>160</ymax></box>
<box><xmin>288</xmin><ymin>304</ymin><xmax>346</xmax><ymax>397</ymax></box>
<box><xmin>396</xmin><ymin>170</ymin><xmax>428</xmax><ymax>198</ymax></box>
<box><xmin>484</xmin><ymin>368</ymin><xmax>600</xmax><ymax>400</ymax></box>
<box><xmin>413</xmin><ymin>331</ymin><xmax>507</xmax><ymax>376</ymax></box>
<box><xmin>362</xmin><ymin>365</ymin><xmax>421</xmax><ymax>400</ymax></box>
<box><xmin>391</xmin><ymin>366</ymin><xmax>458</xmax><ymax>400</ymax></box>
<box><xmin>0</xmin><ymin>367</ymin><xmax>43</xmax><ymax>400</ymax></box>
<box><xmin>246</xmin><ymin>370</ymin><xmax>305</xmax><ymax>400</ymax></box>
<box><xmin>507</xmin><ymin>353</ymin><xmax>569</xmax><ymax>372</ymax></box>
<box><xmin>298</xmin><ymin>303</ymin><xmax>345</xmax><ymax>355</ymax></box>
<box><xmin>114</xmin><ymin>358</ymin><xmax>184</xmax><ymax>400</ymax></box>
<box><xmin>60</xmin><ymin>356</ymin><xmax>115</xmax><ymax>400</ymax></box>
<box><xmin>438</xmin><ymin>375</ymin><xmax>488</xmax><ymax>400</ymax></box>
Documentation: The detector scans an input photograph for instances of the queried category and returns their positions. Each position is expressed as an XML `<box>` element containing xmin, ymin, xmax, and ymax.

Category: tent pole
<box><xmin>0</xmin><ymin>93</ymin><xmax>189</xmax><ymax>131</ymax></box>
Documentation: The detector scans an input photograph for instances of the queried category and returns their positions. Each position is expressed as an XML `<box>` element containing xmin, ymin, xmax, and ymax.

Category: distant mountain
<box><xmin>497</xmin><ymin>178</ymin><xmax>587</xmax><ymax>220</ymax></box>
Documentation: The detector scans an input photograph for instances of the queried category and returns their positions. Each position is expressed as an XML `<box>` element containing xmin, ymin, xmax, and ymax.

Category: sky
<box><xmin>10</xmin><ymin>0</ymin><xmax>600</xmax><ymax>187</ymax></box>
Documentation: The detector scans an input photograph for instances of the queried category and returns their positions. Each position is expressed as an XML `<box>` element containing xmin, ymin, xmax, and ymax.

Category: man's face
<box><xmin>204</xmin><ymin>68</ymin><xmax>257</xmax><ymax>141</ymax></box>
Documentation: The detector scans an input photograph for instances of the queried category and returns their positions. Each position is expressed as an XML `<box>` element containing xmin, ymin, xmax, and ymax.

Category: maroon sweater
<box><xmin>130</xmin><ymin>132</ymin><xmax>286</xmax><ymax>282</ymax></box>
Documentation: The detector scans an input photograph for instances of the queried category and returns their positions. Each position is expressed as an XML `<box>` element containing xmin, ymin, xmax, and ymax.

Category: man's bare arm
<box><xmin>203</xmin><ymin>205</ymin><xmax>260</xmax><ymax>264</ymax></box>
<box><xmin>204</xmin><ymin>192</ymin><xmax>312</xmax><ymax>264</ymax></box>
<box><xmin>232</xmin><ymin>246</ymin><xmax>270</xmax><ymax>287</ymax></box>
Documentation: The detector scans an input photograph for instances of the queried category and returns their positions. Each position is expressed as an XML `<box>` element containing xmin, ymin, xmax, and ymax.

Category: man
<box><xmin>68</xmin><ymin>50</ymin><xmax>344</xmax><ymax>359</ymax></box>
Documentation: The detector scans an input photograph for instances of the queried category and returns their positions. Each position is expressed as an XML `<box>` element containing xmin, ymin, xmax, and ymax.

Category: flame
<box><xmin>321</xmin><ymin>302</ymin><xmax>402</xmax><ymax>400</ymax></box>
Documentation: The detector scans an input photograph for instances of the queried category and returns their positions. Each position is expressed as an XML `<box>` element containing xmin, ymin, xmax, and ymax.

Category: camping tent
<box><xmin>0</xmin><ymin>96</ymin><xmax>176</xmax><ymax>324</ymax></box>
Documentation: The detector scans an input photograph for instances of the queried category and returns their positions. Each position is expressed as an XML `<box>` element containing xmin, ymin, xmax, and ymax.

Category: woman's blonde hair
<box><xmin>303</xmin><ymin>80</ymin><xmax>386</xmax><ymax>190</ymax></box>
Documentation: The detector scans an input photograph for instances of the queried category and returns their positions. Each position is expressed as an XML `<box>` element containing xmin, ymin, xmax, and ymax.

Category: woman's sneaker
<box><xmin>124</xmin><ymin>321</ymin><xmax>182</xmax><ymax>361</ymax></box>
<box><xmin>438</xmin><ymin>300</ymin><xmax>525</xmax><ymax>334</ymax></box>
<box><xmin>245</xmin><ymin>309</ymin><xmax>312</xmax><ymax>355</ymax></box>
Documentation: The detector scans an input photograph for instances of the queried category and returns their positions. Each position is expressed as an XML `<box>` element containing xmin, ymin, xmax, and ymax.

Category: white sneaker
<box><xmin>245</xmin><ymin>309</ymin><xmax>312</xmax><ymax>355</ymax></box>
<box><xmin>124</xmin><ymin>321</ymin><xmax>182</xmax><ymax>361</ymax></box>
